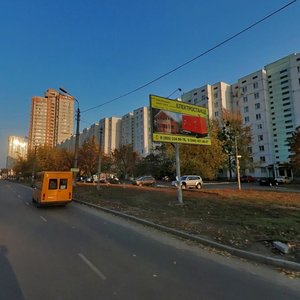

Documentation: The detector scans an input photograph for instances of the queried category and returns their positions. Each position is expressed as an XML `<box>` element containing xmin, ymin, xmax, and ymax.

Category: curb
<box><xmin>74</xmin><ymin>199</ymin><xmax>300</xmax><ymax>272</ymax></box>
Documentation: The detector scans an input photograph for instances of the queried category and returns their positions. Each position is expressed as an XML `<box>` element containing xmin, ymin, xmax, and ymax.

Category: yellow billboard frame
<box><xmin>150</xmin><ymin>94</ymin><xmax>211</xmax><ymax>145</ymax></box>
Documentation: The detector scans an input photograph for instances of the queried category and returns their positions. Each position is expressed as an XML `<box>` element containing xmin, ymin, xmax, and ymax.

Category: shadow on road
<box><xmin>0</xmin><ymin>245</ymin><xmax>25</xmax><ymax>300</ymax></box>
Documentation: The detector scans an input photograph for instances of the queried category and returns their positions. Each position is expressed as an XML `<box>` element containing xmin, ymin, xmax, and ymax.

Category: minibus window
<box><xmin>49</xmin><ymin>179</ymin><xmax>58</xmax><ymax>190</ymax></box>
<box><xmin>59</xmin><ymin>179</ymin><xmax>68</xmax><ymax>190</ymax></box>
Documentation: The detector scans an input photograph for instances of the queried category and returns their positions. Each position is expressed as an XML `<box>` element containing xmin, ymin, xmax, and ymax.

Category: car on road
<box><xmin>240</xmin><ymin>175</ymin><xmax>256</xmax><ymax>183</ymax></box>
<box><xmin>172</xmin><ymin>175</ymin><xmax>203</xmax><ymax>190</ymax></box>
<box><xmin>259</xmin><ymin>177</ymin><xmax>278</xmax><ymax>187</ymax></box>
<box><xmin>132</xmin><ymin>176</ymin><xmax>156</xmax><ymax>186</ymax></box>
<box><xmin>275</xmin><ymin>176</ymin><xmax>292</xmax><ymax>184</ymax></box>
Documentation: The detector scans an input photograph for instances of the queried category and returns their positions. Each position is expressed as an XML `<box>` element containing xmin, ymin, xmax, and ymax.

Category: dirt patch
<box><xmin>74</xmin><ymin>184</ymin><xmax>300</xmax><ymax>262</ymax></box>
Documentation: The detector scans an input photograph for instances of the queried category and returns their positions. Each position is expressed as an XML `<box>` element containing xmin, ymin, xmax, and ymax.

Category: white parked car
<box><xmin>275</xmin><ymin>176</ymin><xmax>292</xmax><ymax>184</ymax></box>
<box><xmin>172</xmin><ymin>175</ymin><xmax>203</xmax><ymax>190</ymax></box>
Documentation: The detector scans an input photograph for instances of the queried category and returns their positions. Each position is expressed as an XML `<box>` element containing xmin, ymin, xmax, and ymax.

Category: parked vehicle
<box><xmin>107</xmin><ymin>175</ymin><xmax>120</xmax><ymax>184</ymax></box>
<box><xmin>132</xmin><ymin>176</ymin><xmax>156</xmax><ymax>186</ymax></box>
<box><xmin>172</xmin><ymin>175</ymin><xmax>203</xmax><ymax>190</ymax></box>
<box><xmin>275</xmin><ymin>176</ymin><xmax>292</xmax><ymax>184</ymax></box>
<box><xmin>32</xmin><ymin>171</ymin><xmax>73</xmax><ymax>207</ymax></box>
<box><xmin>240</xmin><ymin>175</ymin><xmax>256</xmax><ymax>183</ymax></box>
<box><xmin>259</xmin><ymin>177</ymin><xmax>278</xmax><ymax>187</ymax></box>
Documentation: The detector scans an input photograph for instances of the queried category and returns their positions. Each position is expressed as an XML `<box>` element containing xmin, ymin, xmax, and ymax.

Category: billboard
<box><xmin>150</xmin><ymin>95</ymin><xmax>211</xmax><ymax>145</ymax></box>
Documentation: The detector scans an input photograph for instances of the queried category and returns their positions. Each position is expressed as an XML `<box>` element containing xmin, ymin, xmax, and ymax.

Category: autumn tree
<box><xmin>135</xmin><ymin>144</ymin><xmax>174</xmax><ymax>179</ymax></box>
<box><xmin>78</xmin><ymin>136</ymin><xmax>99</xmax><ymax>176</ymax></box>
<box><xmin>288</xmin><ymin>128</ymin><xmax>300</xmax><ymax>175</ymax></box>
<box><xmin>218</xmin><ymin>110</ymin><xmax>253</xmax><ymax>179</ymax></box>
<box><xmin>179</xmin><ymin>120</ymin><xmax>227</xmax><ymax>180</ymax></box>
<box><xmin>112</xmin><ymin>145</ymin><xmax>139</xmax><ymax>179</ymax></box>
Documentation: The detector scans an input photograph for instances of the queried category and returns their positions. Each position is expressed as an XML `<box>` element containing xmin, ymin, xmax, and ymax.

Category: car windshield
<box><xmin>181</xmin><ymin>176</ymin><xmax>188</xmax><ymax>180</ymax></box>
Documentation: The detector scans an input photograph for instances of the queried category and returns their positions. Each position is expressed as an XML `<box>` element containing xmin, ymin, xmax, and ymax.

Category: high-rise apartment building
<box><xmin>6</xmin><ymin>136</ymin><xmax>28</xmax><ymax>169</ymax></box>
<box><xmin>99</xmin><ymin>117</ymin><xmax>121</xmax><ymax>154</ymax></box>
<box><xmin>121</xmin><ymin>113</ymin><xmax>134</xmax><ymax>146</ymax></box>
<box><xmin>133</xmin><ymin>107</ymin><xmax>152</xmax><ymax>156</ymax></box>
<box><xmin>28</xmin><ymin>88</ymin><xmax>74</xmax><ymax>149</ymax></box>
<box><xmin>57</xmin><ymin>53</ymin><xmax>300</xmax><ymax>178</ymax></box>
<box><xmin>181</xmin><ymin>53</ymin><xmax>300</xmax><ymax>178</ymax></box>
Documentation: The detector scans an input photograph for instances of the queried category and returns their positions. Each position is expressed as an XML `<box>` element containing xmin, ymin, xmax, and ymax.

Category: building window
<box><xmin>214</xmin><ymin>93</ymin><xmax>218</xmax><ymax>98</ymax></box>
<box><xmin>297</xmin><ymin>66</ymin><xmax>300</xmax><ymax>73</ymax></box>
<box><xmin>243</xmin><ymin>96</ymin><xmax>248</xmax><ymax>103</ymax></box>
<box><xmin>259</xmin><ymin>145</ymin><xmax>265</xmax><ymax>151</ymax></box>
<box><xmin>214</xmin><ymin>111</ymin><xmax>219</xmax><ymax>117</ymax></box>
<box><xmin>214</xmin><ymin>102</ymin><xmax>218</xmax><ymax>108</ymax></box>
<box><xmin>242</xmin><ymin>86</ymin><xmax>247</xmax><ymax>93</ymax></box>
<box><xmin>258</xmin><ymin>135</ymin><xmax>263</xmax><ymax>141</ymax></box>
<box><xmin>255</xmin><ymin>103</ymin><xmax>260</xmax><ymax>109</ymax></box>
<box><xmin>256</xmin><ymin>113</ymin><xmax>261</xmax><ymax>120</ymax></box>
<box><xmin>254</xmin><ymin>92</ymin><xmax>259</xmax><ymax>99</ymax></box>
<box><xmin>244</xmin><ymin>116</ymin><xmax>250</xmax><ymax>123</ymax></box>
<box><xmin>257</xmin><ymin>124</ymin><xmax>262</xmax><ymax>129</ymax></box>
<box><xmin>253</xmin><ymin>82</ymin><xmax>258</xmax><ymax>89</ymax></box>
<box><xmin>244</xmin><ymin>106</ymin><xmax>249</xmax><ymax>113</ymax></box>
<box><xmin>260</xmin><ymin>156</ymin><xmax>266</xmax><ymax>162</ymax></box>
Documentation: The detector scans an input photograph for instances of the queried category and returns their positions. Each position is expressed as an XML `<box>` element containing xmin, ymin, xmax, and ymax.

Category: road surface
<box><xmin>0</xmin><ymin>180</ymin><xmax>299</xmax><ymax>300</ymax></box>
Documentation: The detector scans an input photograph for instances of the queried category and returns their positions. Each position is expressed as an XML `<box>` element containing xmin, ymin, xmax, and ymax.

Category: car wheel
<box><xmin>196</xmin><ymin>183</ymin><xmax>202</xmax><ymax>189</ymax></box>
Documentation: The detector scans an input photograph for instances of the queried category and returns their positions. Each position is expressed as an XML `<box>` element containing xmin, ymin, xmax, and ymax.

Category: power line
<box><xmin>82</xmin><ymin>0</ymin><xmax>296</xmax><ymax>114</ymax></box>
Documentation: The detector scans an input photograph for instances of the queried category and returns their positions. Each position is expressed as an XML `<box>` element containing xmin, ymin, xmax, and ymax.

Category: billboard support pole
<box><xmin>175</xmin><ymin>143</ymin><xmax>183</xmax><ymax>204</ymax></box>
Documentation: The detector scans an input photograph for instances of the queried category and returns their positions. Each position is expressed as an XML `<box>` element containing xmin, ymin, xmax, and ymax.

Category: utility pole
<box><xmin>97</xmin><ymin>127</ymin><xmax>103</xmax><ymax>191</ymax></box>
<box><xmin>175</xmin><ymin>143</ymin><xmax>183</xmax><ymax>204</ymax></box>
<box><xmin>59</xmin><ymin>87</ymin><xmax>80</xmax><ymax>186</ymax></box>
<box><xmin>235</xmin><ymin>136</ymin><xmax>242</xmax><ymax>190</ymax></box>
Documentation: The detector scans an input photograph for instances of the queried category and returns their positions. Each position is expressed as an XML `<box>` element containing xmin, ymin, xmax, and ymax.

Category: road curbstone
<box><xmin>74</xmin><ymin>198</ymin><xmax>300</xmax><ymax>272</ymax></box>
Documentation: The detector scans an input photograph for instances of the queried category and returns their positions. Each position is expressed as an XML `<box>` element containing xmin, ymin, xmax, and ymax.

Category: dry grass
<box><xmin>74</xmin><ymin>184</ymin><xmax>300</xmax><ymax>260</ymax></box>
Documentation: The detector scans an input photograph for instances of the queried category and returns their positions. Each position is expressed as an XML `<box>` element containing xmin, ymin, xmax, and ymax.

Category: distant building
<box><xmin>6</xmin><ymin>136</ymin><xmax>28</xmax><ymax>169</ymax></box>
<box><xmin>28</xmin><ymin>88</ymin><xmax>74</xmax><ymax>150</ymax></box>
<box><xmin>99</xmin><ymin>117</ymin><xmax>121</xmax><ymax>154</ymax></box>
<box><xmin>133</xmin><ymin>107</ymin><xmax>152</xmax><ymax>157</ymax></box>
<box><xmin>121</xmin><ymin>112</ymin><xmax>134</xmax><ymax>146</ymax></box>
<box><xmin>181</xmin><ymin>53</ymin><xmax>300</xmax><ymax>178</ymax></box>
<box><xmin>57</xmin><ymin>53</ymin><xmax>300</xmax><ymax>178</ymax></box>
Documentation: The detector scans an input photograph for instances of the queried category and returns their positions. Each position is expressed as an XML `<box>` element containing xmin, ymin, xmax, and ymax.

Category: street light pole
<box><xmin>97</xmin><ymin>127</ymin><xmax>103</xmax><ymax>191</ymax></box>
<box><xmin>59</xmin><ymin>87</ymin><xmax>80</xmax><ymax>182</ymax></box>
<box><xmin>235</xmin><ymin>136</ymin><xmax>242</xmax><ymax>190</ymax></box>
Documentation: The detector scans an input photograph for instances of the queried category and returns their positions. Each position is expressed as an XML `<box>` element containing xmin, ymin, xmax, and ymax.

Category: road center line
<box><xmin>40</xmin><ymin>216</ymin><xmax>47</xmax><ymax>222</ymax></box>
<box><xmin>78</xmin><ymin>253</ymin><xmax>107</xmax><ymax>280</ymax></box>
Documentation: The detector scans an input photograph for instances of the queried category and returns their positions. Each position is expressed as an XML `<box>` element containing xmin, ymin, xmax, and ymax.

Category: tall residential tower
<box><xmin>28</xmin><ymin>88</ymin><xmax>74</xmax><ymax>149</ymax></box>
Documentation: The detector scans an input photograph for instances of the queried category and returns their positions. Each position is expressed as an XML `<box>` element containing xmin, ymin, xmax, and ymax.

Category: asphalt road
<box><xmin>0</xmin><ymin>180</ymin><xmax>299</xmax><ymax>300</ymax></box>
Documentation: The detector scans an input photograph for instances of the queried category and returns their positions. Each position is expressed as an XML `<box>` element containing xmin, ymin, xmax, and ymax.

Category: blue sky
<box><xmin>0</xmin><ymin>0</ymin><xmax>300</xmax><ymax>168</ymax></box>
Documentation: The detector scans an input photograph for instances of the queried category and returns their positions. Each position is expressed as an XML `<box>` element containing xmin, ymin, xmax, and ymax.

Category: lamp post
<box><xmin>167</xmin><ymin>88</ymin><xmax>182</xmax><ymax>99</ymax></box>
<box><xmin>97</xmin><ymin>127</ymin><xmax>103</xmax><ymax>191</ymax></box>
<box><xmin>59</xmin><ymin>87</ymin><xmax>80</xmax><ymax>180</ymax></box>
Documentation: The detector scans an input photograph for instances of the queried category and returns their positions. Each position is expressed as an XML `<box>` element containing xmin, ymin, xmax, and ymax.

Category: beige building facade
<box><xmin>28</xmin><ymin>88</ymin><xmax>74</xmax><ymax>150</ymax></box>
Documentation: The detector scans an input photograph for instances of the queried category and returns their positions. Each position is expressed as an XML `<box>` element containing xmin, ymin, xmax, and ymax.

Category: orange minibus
<box><xmin>32</xmin><ymin>171</ymin><xmax>73</xmax><ymax>206</ymax></box>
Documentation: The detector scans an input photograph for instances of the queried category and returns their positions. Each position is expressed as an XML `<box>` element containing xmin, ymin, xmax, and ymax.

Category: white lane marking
<box><xmin>78</xmin><ymin>253</ymin><xmax>107</xmax><ymax>280</ymax></box>
<box><xmin>25</xmin><ymin>202</ymin><xmax>30</xmax><ymax>206</ymax></box>
<box><xmin>40</xmin><ymin>216</ymin><xmax>47</xmax><ymax>222</ymax></box>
